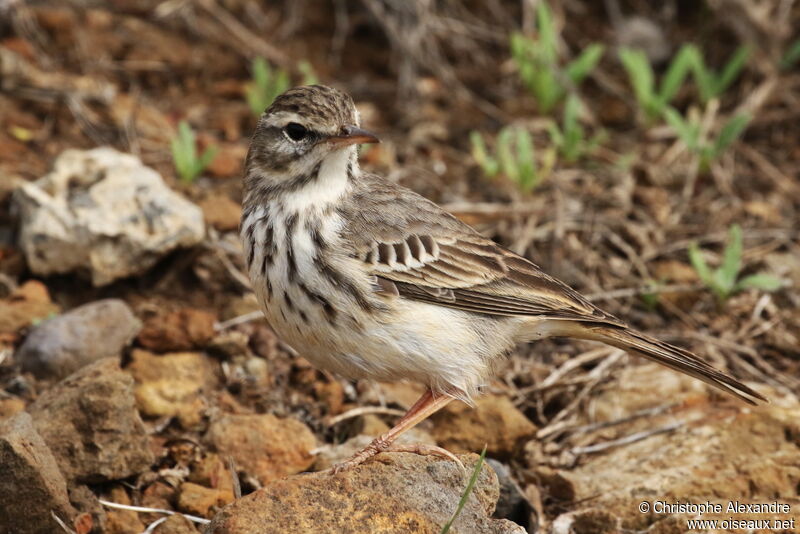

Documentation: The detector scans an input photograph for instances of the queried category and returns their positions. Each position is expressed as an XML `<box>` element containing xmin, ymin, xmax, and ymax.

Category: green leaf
<box><xmin>780</xmin><ymin>39</ymin><xmax>800</xmax><ymax>70</ymax></box>
<box><xmin>561</xmin><ymin>94</ymin><xmax>583</xmax><ymax>162</ymax></box>
<box><xmin>688</xmin><ymin>241</ymin><xmax>714</xmax><ymax>288</ymax></box>
<box><xmin>535</xmin><ymin>1</ymin><xmax>557</xmax><ymax>64</ymax></box>
<box><xmin>298</xmin><ymin>60</ymin><xmax>318</xmax><ymax>85</ymax></box>
<box><xmin>496</xmin><ymin>127</ymin><xmax>517</xmax><ymax>183</ymax></box>
<box><xmin>619</xmin><ymin>48</ymin><xmax>655</xmax><ymax>118</ymax></box>
<box><xmin>712</xmin><ymin>113</ymin><xmax>750</xmax><ymax>156</ymax></box>
<box><xmin>717</xmin><ymin>224</ymin><xmax>742</xmax><ymax>293</ymax></box>
<box><xmin>566</xmin><ymin>44</ymin><xmax>604</xmax><ymax>85</ymax></box>
<box><xmin>658</xmin><ymin>44</ymin><xmax>696</xmax><ymax>108</ymax></box>
<box><xmin>713</xmin><ymin>45</ymin><xmax>750</xmax><ymax>98</ymax></box>
<box><xmin>515</xmin><ymin>127</ymin><xmax>537</xmax><ymax>190</ymax></box>
<box><xmin>171</xmin><ymin>120</ymin><xmax>215</xmax><ymax>183</ymax></box>
<box><xmin>663</xmin><ymin>107</ymin><xmax>699</xmax><ymax>150</ymax></box>
<box><xmin>440</xmin><ymin>446</ymin><xmax>487</xmax><ymax>534</ymax></box>
<box><xmin>735</xmin><ymin>273</ymin><xmax>783</xmax><ymax>292</ymax></box>
<box><xmin>470</xmin><ymin>131</ymin><xmax>499</xmax><ymax>177</ymax></box>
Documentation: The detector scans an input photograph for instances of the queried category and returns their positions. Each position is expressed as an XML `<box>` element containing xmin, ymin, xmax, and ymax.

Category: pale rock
<box><xmin>13</xmin><ymin>147</ymin><xmax>205</xmax><ymax>286</ymax></box>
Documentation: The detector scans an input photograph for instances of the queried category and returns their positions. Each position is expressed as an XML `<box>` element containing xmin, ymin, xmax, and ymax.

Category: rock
<box><xmin>27</xmin><ymin>358</ymin><xmax>154</xmax><ymax>483</ymax></box>
<box><xmin>206</xmin><ymin>413</ymin><xmax>317</xmax><ymax>485</ymax></box>
<box><xmin>0</xmin><ymin>412</ymin><xmax>78</xmax><ymax>534</ymax></box>
<box><xmin>178</xmin><ymin>482</ymin><xmax>231</xmax><ymax>517</ymax></box>
<box><xmin>127</xmin><ymin>349</ymin><xmax>220</xmax><ymax>428</ymax></box>
<box><xmin>0</xmin><ymin>279</ymin><xmax>59</xmax><ymax>335</ymax></box>
<box><xmin>616</xmin><ymin>16</ymin><xmax>671</xmax><ymax>64</ymax></box>
<box><xmin>430</xmin><ymin>395</ymin><xmax>537</xmax><ymax>458</ymax></box>
<box><xmin>137</xmin><ymin>308</ymin><xmax>217</xmax><ymax>352</ymax></box>
<box><xmin>13</xmin><ymin>147</ymin><xmax>205</xmax><ymax>286</ymax></box>
<box><xmin>204</xmin><ymin>453</ymin><xmax>526</xmax><ymax>534</ymax></box>
<box><xmin>104</xmin><ymin>486</ymin><xmax>145</xmax><ymax>534</ymax></box>
<box><xmin>199</xmin><ymin>195</ymin><xmax>242</xmax><ymax>232</ymax></box>
<box><xmin>177</xmin><ymin>453</ymin><xmax>236</xmax><ymax>517</ymax></box>
<box><xmin>16</xmin><ymin>299</ymin><xmax>141</xmax><ymax>379</ymax></box>
<box><xmin>155</xmin><ymin>514</ymin><xmax>200</xmax><ymax>534</ymax></box>
<box><xmin>0</xmin><ymin>397</ymin><xmax>26</xmax><ymax>420</ymax></box>
<box><xmin>537</xmin><ymin>366</ymin><xmax>800</xmax><ymax>531</ymax></box>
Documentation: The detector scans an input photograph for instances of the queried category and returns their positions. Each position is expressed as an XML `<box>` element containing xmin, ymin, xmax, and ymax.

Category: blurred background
<box><xmin>0</xmin><ymin>1</ymin><xmax>798</xmax><ymax>533</ymax></box>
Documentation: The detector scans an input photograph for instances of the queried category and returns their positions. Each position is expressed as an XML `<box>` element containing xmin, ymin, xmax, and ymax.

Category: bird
<box><xmin>239</xmin><ymin>85</ymin><xmax>765</xmax><ymax>472</ymax></box>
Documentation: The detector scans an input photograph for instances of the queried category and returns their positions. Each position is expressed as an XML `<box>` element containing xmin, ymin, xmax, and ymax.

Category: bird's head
<box><xmin>244</xmin><ymin>85</ymin><xmax>379</xmax><ymax>196</ymax></box>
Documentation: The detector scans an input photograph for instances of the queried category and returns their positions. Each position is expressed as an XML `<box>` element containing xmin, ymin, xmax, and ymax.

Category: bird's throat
<box><xmin>281</xmin><ymin>148</ymin><xmax>357</xmax><ymax>213</ymax></box>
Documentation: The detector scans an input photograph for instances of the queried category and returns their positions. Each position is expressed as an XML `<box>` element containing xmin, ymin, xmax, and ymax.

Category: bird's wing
<box><xmin>341</xmin><ymin>175</ymin><xmax>622</xmax><ymax>326</ymax></box>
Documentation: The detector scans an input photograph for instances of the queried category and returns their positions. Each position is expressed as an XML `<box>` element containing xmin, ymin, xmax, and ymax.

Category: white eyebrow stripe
<box><xmin>263</xmin><ymin>111</ymin><xmax>305</xmax><ymax>128</ymax></box>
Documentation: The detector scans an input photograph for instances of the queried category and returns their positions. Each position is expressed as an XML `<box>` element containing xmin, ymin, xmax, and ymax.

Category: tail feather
<box><xmin>556</xmin><ymin>323</ymin><xmax>767</xmax><ymax>405</ymax></box>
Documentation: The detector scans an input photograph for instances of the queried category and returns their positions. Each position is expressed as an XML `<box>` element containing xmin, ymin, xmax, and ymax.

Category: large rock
<box><xmin>16</xmin><ymin>299</ymin><xmax>141</xmax><ymax>379</ymax></box>
<box><xmin>204</xmin><ymin>453</ymin><xmax>525</xmax><ymax>534</ymax></box>
<box><xmin>0</xmin><ymin>412</ymin><xmax>78</xmax><ymax>534</ymax></box>
<box><xmin>205</xmin><ymin>413</ymin><xmax>317</xmax><ymax>485</ymax></box>
<box><xmin>528</xmin><ymin>365</ymin><xmax>799</xmax><ymax>532</ymax></box>
<box><xmin>13</xmin><ymin>147</ymin><xmax>205</xmax><ymax>286</ymax></box>
<box><xmin>27</xmin><ymin>358</ymin><xmax>154</xmax><ymax>483</ymax></box>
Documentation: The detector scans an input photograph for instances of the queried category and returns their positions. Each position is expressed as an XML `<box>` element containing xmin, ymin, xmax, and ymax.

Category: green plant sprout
<box><xmin>246</xmin><ymin>58</ymin><xmax>320</xmax><ymax>116</ymax></box>
<box><xmin>619</xmin><ymin>45</ymin><xmax>695</xmax><ymax>124</ymax></box>
<box><xmin>510</xmin><ymin>1</ymin><xmax>603</xmax><ymax>113</ymax></box>
<box><xmin>546</xmin><ymin>94</ymin><xmax>604</xmax><ymax>163</ymax></box>
<box><xmin>440</xmin><ymin>446</ymin><xmax>487</xmax><ymax>534</ymax></box>
<box><xmin>688</xmin><ymin>224</ymin><xmax>782</xmax><ymax>303</ymax></box>
<box><xmin>781</xmin><ymin>39</ymin><xmax>800</xmax><ymax>70</ymax></box>
<box><xmin>620</xmin><ymin>44</ymin><xmax>749</xmax><ymax>123</ymax></box>
<box><xmin>639</xmin><ymin>281</ymin><xmax>661</xmax><ymax>311</ymax></box>
<box><xmin>170</xmin><ymin>121</ymin><xmax>217</xmax><ymax>183</ymax></box>
<box><xmin>297</xmin><ymin>60</ymin><xmax>319</xmax><ymax>85</ymax></box>
<box><xmin>688</xmin><ymin>45</ymin><xmax>750</xmax><ymax>103</ymax></box>
<box><xmin>470</xmin><ymin>126</ymin><xmax>554</xmax><ymax>192</ymax></box>
<box><xmin>663</xmin><ymin>106</ymin><xmax>750</xmax><ymax>172</ymax></box>
<box><xmin>245</xmin><ymin>57</ymin><xmax>291</xmax><ymax>116</ymax></box>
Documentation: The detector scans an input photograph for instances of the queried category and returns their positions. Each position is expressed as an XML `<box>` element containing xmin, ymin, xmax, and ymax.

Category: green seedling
<box><xmin>663</xmin><ymin>106</ymin><xmax>750</xmax><ymax>172</ymax></box>
<box><xmin>781</xmin><ymin>39</ymin><xmax>800</xmax><ymax>70</ymax></box>
<box><xmin>170</xmin><ymin>121</ymin><xmax>217</xmax><ymax>183</ymax></box>
<box><xmin>470</xmin><ymin>126</ymin><xmax>554</xmax><ymax>192</ymax></box>
<box><xmin>689</xmin><ymin>45</ymin><xmax>749</xmax><ymax>103</ymax></box>
<box><xmin>619</xmin><ymin>45</ymin><xmax>695</xmax><ymax>124</ymax></box>
<box><xmin>510</xmin><ymin>2</ymin><xmax>603</xmax><ymax>113</ymax></box>
<box><xmin>297</xmin><ymin>60</ymin><xmax>319</xmax><ymax>85</ymax></box>
<box><xmin>440</xmin><ymin>446</ymin><xmax>487</xmax><ymax>534</ymax></box>
<box><xmin>546</xmin><ymin>94</ymin><xmax>604</xmax><ymax>163</ymax></box>
<box><xmin>688</xmin><ymin>224</ymin><xmax>782</xmax><ymax>303</ymax></box>
<box><xmin>639</xmin><ymin>280</ymin><xmax>662</xmax><ymax>311</ymax></box>
<box><xmin>246</xmin><ymin>57</ymin><xmax>291</xmax><ymax>116</ymax></box>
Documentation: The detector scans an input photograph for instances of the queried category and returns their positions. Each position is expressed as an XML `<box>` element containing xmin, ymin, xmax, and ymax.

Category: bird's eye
<box><xmin>284</xmin><ymin>123</ymin><xmax>308</xmax><ymax>141</ymax></box>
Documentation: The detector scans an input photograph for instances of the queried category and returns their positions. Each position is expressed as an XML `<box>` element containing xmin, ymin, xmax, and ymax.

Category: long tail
<box><xmin>551</xmin><ymin>322</ymin><xmax>767</xmax><ymax>405</ymax></box>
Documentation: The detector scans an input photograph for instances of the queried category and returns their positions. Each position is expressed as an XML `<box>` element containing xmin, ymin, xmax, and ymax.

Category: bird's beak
<box><xmin>328</xmin><ymin>125</ymin><xmax>380</xmax><ymax>148</ymax></box>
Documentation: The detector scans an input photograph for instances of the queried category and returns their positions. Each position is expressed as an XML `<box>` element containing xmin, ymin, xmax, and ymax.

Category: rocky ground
<box><xmin>1</xmin><ymin>1</ymin><xmax>799</xmax><ymax>533</ymax></box>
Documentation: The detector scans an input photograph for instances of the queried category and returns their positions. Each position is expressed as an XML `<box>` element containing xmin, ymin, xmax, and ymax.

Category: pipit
<box><xmin>240</xmin><ymin>85</ymin><xmax>765</xmax><ymax>472</ymax></box>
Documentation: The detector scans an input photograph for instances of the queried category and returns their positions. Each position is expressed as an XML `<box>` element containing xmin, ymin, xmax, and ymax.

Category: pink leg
<box><xmin>331</xmin><ymin>389</ymin><xmax>460</xmax><ymax>473</ymax></box>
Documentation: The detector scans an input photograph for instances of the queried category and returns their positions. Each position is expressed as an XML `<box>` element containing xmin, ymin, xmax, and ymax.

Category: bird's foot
<box><xmin>329</xmin><ymin>436</ymin><xmax>464</xmax><ymax>474</ymax></box>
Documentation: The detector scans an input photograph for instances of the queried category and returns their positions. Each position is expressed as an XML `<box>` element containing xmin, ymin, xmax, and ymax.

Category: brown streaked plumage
<box><xmin>241</xmin><ymin>85</ymin><xmax>766</xmax><ymax>472</ymax></box>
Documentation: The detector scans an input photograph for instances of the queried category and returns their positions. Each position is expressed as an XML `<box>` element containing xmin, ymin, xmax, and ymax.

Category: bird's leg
<box><xmin>331</xmin><ymin>389</ymin><xmax>460</xmax><ymax>473</ymax></box>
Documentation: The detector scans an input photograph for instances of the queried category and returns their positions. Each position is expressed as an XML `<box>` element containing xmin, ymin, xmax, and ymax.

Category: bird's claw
<box><xmin>328</xmin><ymin>441</ymin><xmax>464</xmax><ymax>475</ymax></box>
